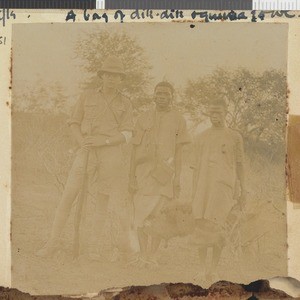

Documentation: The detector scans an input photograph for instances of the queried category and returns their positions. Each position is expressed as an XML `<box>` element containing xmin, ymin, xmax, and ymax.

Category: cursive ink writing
<box><xmin>263</xmin><ymin>10</ymin><xmax>296</xmax><ymax>18</ymax></box>
<box><xmin>160</xmin><ymin>9</ymin><xmax>185</xmax><ymax>19</ymax></box>
<box><xmin>65</xmin><ymin>9</ymin><xmax>76</xmax><ymax>22</ymax></box>
<box><xmin>83</xmin><ymin>9</ymin><xmax>108</xmax><ymax>22</ymax></box>
<box><xmin>130</xmin><ymin>9</ymin><xmax>154</xmax><ymax>19</ymax></box>
<box><xmin>114</xmin><ymin>10</ymin><xmax>125</xmax><ymax>23</ymax></box>
<box><xmin>191</xmin><ymin>10</ymin><xmax>247</xmax><ymax>22</ymax></box>
<box><xmin>64</xmin><ymin>9</ymin><xmax>299</xmax><ymax>24</ymax></box>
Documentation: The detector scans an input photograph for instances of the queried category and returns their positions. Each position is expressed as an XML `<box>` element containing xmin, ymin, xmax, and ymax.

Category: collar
<box><xmin>98</xmin><ymin>88</ymin><xmax>127</xmax><ymax>111</ymax></box>
<box><xmin>155</xmin><ymin>105</ymin><xmax>172</xmax><ymax>113</ymax></box>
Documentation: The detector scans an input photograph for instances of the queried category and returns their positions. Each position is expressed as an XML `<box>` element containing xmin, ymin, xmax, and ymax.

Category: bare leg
<box><xmin>36</xmin><ymin>150</ymin><xmax>87</xmax><ymax>257</ymax></box>
<box><xmin>147</xmin><ymin>235</ymin><xmax>161</xmax><ymax>266</ymax></box>
<box><xmin>107</xmin><ymin>194</ymin><xmax>133</xmax><ymax>262</ymax></box>
<box><xmin>89</xmin><ymin>193</ymin><xmax>109</xmax><ymax>260</ymax></box>
<box><xmin>137</xmin><ymin>227</ymin><xmax>148</xmax><ymax>258</ymax></box>
<box><xmin>146</xmin><ymin>196</ymin><xmax>167</xmax><ymax>260</ymax></box>
<box><xmin>206</xmin><ymin>244</ymin><xmax>223</xmax><ymax>279</ymax></box>
<box><xmin>111</xmin><ymin>211</ymin><xmax>134</xmax><ymax>261</ymax></box>
<box><xmin>193</xmin><ymin>246</ymin><xmax>209</xmax><ymax>283</ymax></box>
<box><xmin>150</xmin><ymin>236</ymin><xmax>161</xmax><ymax>255</ymax></box>
<box><xmin>199</xmin><ymin>247</ymin><xmax>208</xmax><ymax>265</ymax></box>
<box><xmin>198</xmin><ymin>246</ymin><xmax>208</xmax><ymax>275</ymax></box>
<box><xmin>49</xmin><ymin>186</ymin><xmax>82</xmax><ymax>241</ymax></box>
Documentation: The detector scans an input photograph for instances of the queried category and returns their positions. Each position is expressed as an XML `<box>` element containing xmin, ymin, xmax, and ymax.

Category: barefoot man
<box><xmin>191</xmin><ymin>99</ymin><xmax>246</xmax><ymax>281</ymax></box>
<box><xmin>129</xmin><ymin>81</ymin><xmax>191</xmax><ymax>265</ymax></box>
<box><xmin>37</xmin><ymin>56</ymin><xmax>133</xmax><ymax>259</ymax></box>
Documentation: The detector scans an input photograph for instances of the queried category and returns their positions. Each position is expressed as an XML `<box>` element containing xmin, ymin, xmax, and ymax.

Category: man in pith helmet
<box><xmin>36</xmin><ymin>55</ymin><xmax>134</xmax><ymax>259</ymax></box>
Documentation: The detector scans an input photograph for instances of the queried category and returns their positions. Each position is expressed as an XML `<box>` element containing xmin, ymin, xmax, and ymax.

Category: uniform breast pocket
<box><xmin>113</xmin><ymin>108</ymin><xmax>125</xmax><ymax>124</ymax></box>
<box><xmin>221</xmin><ymin>143</ymin><xmax>227</xmax><ymax>154</ymax></box>
<box><xmin>221</xmin><ymin>142</ymin><xmax>234</xmax><ymax>166</ymax></box>
<box><xmin>84</xmin><ymin>104</ymin><xmax>97</xmax><ymax>120</ymax></box>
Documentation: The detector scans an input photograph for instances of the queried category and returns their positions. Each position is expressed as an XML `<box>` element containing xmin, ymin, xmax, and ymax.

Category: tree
<box><xmin>75</xmin><ymin>30</ymin><xmax>153</xmax><ymax>109</ymax></box>
<box><xmin>183</xmin><ymin>68</ymin><xmax>287</xmax><ymax>160</ymax></box>
<box><xmin>13</xmin><ymin>79</ymin><xmax>69</xmax><ymax>114</ymax></box>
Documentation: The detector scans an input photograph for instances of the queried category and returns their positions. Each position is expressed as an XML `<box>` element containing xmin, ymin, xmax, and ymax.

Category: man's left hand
<box><xmin>84</xmin><ymin>136</ymin><xmax>106</xmax><ymax>148</ymax></box>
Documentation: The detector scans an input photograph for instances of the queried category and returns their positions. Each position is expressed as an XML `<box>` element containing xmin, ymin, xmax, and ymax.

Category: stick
<box><xmin>73</xmin><ymin>149</ymin><xmax>90</xmax><ymax>259</ymax></box>
<box><xmin>128</xmin><ymin>190</ymin><xmax>136</xmax><ymax>230</ymax></box>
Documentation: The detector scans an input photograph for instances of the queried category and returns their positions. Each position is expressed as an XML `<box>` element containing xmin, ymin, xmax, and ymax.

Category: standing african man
<box><xmin>36</xmin><ymin>55</ymin><xmax>133</xmax><ymax>259</ymax></box>
<box><xmin>129</xmin><ymin>81</ymin><xmax>191</xmax><ymax>265</ymax></box>
<box><xmin>191</xmin><ymin>99</ymin><xmax>246</xmax><ymax>281</ymax></box>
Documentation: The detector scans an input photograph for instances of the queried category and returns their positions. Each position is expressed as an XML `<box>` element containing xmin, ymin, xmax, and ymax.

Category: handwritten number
<box><xmin>10</xmin><ymin>10</ymin><xmax>16</xmax><ymax>19</ymax></box>
<box><xmin>0</xmin><ymin>36</ymin><xmax>6</xmax><ymax>45</ymax></box>
<box><xmin>1</xmin><ymin>9</ymin><xmax>16</xmax><ymax>27</ymax></box>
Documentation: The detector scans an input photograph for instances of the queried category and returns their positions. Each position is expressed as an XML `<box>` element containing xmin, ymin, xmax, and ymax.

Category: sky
<box><xmin>12</xmin><ymin>22</ymin><xmax>288</xmax><ymax>105</ymax></box>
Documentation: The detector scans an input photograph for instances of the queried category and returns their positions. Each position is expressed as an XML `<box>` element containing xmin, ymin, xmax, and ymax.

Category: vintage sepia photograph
<box><xmin>11</xmin><ymin>22</ymin><xmax>288</xmax><ymax>295</ymax></box>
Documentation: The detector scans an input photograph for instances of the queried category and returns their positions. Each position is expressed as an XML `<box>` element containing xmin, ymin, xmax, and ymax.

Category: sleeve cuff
<box><xmin>121</xmin><ymin>131</ymin><xmax>133</xmax><ymax>144</ymax></box>
<box><xmin>67</xmin><ymin>119</ymin><xmax>81</xmax><ymax>126</ymax></box>
<box><xmin>176</xmin><ymin>136</ymin><xmax>192</xmax><ymax>145</ymax></box>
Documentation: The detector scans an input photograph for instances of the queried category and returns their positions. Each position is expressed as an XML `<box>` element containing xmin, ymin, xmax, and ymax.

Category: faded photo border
<box><xmin>1</xmin><ymin>9</ymin><xmax>300</xmax><ymax>295</ymax></box>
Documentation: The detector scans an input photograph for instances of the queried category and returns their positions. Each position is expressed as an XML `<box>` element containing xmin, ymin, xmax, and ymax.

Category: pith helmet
<box><xmin>98</xmin><ymin>55</ymin><xmax>125</xmax><ymax>77</ymax></box>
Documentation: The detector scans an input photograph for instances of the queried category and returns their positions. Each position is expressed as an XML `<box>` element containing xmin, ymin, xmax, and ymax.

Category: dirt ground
<box><xmin>11</xmin><ymin>113</ymin><xmax>288</xmax><ymax>296</ymax></box>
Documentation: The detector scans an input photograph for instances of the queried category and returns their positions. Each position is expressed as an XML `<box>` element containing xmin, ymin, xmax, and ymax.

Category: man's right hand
<box><xmin>80</xmin><ymin>136</ymin><xmax>104</xmax><ymax>151</ymax></box>
<box><xmin>79</xmin><ymin>137</ymin><xmax>90</xmax><ymax>151</ymax></box>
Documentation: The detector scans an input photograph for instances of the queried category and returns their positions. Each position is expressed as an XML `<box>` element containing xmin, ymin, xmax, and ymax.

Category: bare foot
<box><xmin>193</xmin><ymin>271</ymin><xmax>207</xmax><ymax>285</ymax></box>
<box><xmin>127</xmin><ymin>254</ymin><xmax>156</xmax><ymax>268</ymax></box>
<box><xmin>109</xmin><ymin>248</ymin><xmax>121</xmax><ymax>262</ymax></box>
<box><xmin>205</xmin><ymin>270</ymin><xmax>219</xmax><ymax>285</ymax></box>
